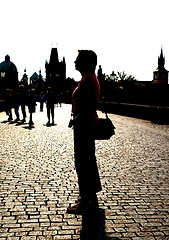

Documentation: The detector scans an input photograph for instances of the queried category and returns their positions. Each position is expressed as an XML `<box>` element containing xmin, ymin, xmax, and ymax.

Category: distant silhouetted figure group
<box><xmin>4</xmin><ymin>85</ymin><xmax>37</xmax><ymax>127</ymax></box>
<box><xmin>3</xmin><ymin>85</ymin><xmax>62</xmax><ymax>127</ymax></box>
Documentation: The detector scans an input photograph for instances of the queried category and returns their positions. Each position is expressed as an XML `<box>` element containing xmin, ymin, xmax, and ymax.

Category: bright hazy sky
<box><xmin>0</xmin><ymin>0</ymin><xmax>169</xmax><ymax>82</ymax></box>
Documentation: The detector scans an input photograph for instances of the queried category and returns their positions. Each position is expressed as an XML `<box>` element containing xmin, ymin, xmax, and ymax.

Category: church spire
<box><xmin>153</xmin><ymin>47</ymin><xmax>168</xmax><ymax>84</ymax></box>
<box><xmin>160</xmin><ymin>46</ymin><xmax>163</xmax><ymax>57</ymax></box>
<box><xmin>158</xmin><ymin>46</ymin><xmax>165</xmax><ymax>69</ymax></box>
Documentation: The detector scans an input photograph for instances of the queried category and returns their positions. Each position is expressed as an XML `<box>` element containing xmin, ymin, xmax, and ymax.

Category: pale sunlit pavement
<box><xmin>0</xmin><ymin>103</ymin><xmax>169</xmax><ymax>240</ymax></box>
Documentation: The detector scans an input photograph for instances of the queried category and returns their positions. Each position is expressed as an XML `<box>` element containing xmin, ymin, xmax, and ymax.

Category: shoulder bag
<box><xmin>94</xmin><ymin>113</ymin><xmax>115</xmax><ymax>140</ymax></box>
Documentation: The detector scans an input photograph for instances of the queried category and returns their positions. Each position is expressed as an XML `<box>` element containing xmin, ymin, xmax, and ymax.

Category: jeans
<box><xmin>73</xmin><ymin>120</ymin><xmax>102</xmax><ymax>199</ymax></box>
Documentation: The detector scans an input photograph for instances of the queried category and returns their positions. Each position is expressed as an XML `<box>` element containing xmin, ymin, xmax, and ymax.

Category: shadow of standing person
<box><xmin>80</xmin><ymin>208</ymin><xmax>120</xmax><ymax>240</ymax></box>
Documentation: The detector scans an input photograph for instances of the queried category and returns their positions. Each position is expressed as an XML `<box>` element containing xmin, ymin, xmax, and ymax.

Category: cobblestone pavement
<box><xmin>0</xmin><ymin>103</ymin><xmax>169</xmax><ymax>240</ymax></box>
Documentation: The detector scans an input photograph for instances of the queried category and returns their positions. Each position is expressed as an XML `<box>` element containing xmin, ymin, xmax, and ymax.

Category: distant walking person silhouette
<box><xmin>4</xmin><ymin>88</ymin><xmax>13</xmax><ymax>121</ymax></box>
<box><xmin>44</xmin><ymin>87</ymin><xmax>56</xmax><ymax>126</ymax></box>
<box><xmin>67</xmin><ymin>50</ymin><xmax>102</xmax><ymax>214</ymax></box>
<box><xmin>39</xmin><ymin>92</ymin><xmax>45</xmax><ymax>112</ymax></box>
<box><xmin>18</xmin><ymin>85</ymin><xmax>27</xmax><ymax>122</ymax></box>
<box><xmin>27</xmin><ymin>88</ymin><xmax>37</xmax><ymax>127</ymax></box>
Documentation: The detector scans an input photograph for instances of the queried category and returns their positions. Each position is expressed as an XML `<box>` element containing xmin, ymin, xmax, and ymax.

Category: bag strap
<box><xmin>105</xmin><ymin>112</ymin><xmax>109</xmax><ymax>118</ymax></box>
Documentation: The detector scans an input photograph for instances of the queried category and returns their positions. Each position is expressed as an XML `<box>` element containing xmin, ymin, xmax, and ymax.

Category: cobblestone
<box><xmin>0</xmin><ymin>103</ymin><xmax>169</xmax><ymax>239</ymax></box>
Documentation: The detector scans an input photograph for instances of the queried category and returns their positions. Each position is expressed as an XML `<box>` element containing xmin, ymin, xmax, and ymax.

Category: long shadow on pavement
<box><xmin>80</xmin><ymin>208</ymin><xmax>120</xmax><ymax>240</ymax></box>
<box><xmin>1</xmin><ymin>120</ymin><xmax>9</xmax><ymax>123</ymax></box>
<box><xmin>22</xmin><ymin>125</ymin><xmax>35</xmax><ymax>130</ymax></box>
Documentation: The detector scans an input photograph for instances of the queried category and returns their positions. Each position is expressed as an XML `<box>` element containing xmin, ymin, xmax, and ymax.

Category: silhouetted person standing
<box><xmin>39</xmin><ymin>92</ymin><xmax>44</xmax><ymax>111</ymax></box>
<box><xmin>67</xmin><ymin>50</ymin><xmax>101</xmax><ymax>214</ymax></box>
<box><xmin>13</xmin><ymin>88</ymin><xmax>20</xmax><ymax>121</ymax></box>
<box><xmin>44</xmin><ymin>87</ymin><xmax>56</xmax><ymax>126</ymax></box>
<box><xmin>4</xmin><ymin>88</ymin><xmax>13</xmax><ymax>121</ymax></box>
<box><xmin>18</xmin><ymin>85</ymin><xmax>27</xmax><ymax>122</ymax></box>
<box><xmin>57</xmin><ymin>93</ymin><xmax>63</xmax><ymax>107</ymax></box>
<box><xmin>27</xmin><ymin>88</ymin><xmax>37</xmax><ymax>127</ymax></box>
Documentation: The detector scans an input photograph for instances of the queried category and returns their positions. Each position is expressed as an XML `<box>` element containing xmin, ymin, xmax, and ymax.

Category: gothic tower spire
<box><xmin>158</xmin><ymin>47</ymin><xmax>165</xmax><ymax>70</ymax></box>
<box><xmin>152</xmin><ymin>47</ymin><xmax>168</xmax><ymax>84</ymax></box>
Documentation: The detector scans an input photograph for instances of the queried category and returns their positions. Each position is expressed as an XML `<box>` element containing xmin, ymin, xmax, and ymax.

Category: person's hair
<box><xmin>78</xmin><ymin>50</ymin><xmax>97</xmax><ymax>72</ymax></box>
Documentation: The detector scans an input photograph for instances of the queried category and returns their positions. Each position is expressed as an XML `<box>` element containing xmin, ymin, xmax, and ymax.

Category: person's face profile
<box><xmin>74</xmin><ymin>54</ymin><xmax>82</xmax><ymax>71</ymax></box>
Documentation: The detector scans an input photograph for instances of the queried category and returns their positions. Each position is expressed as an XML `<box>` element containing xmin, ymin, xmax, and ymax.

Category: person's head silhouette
<box><xmin>75</xmin><ymin>50</ymin><xmax>97</xmax><ymax>75</ymax></box>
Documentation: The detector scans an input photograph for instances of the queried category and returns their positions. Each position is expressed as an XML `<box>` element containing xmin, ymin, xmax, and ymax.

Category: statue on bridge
<box><xmin>0</xmin><ymin>55</ymin><xmax>18</xmax><ymax>95</ymax></box>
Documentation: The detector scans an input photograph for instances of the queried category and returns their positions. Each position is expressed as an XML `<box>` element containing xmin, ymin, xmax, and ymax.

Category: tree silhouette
<box><xmin>105</xmin><ymin>71</ymin><xmax>137</xmax><ymax>82</ymax></box>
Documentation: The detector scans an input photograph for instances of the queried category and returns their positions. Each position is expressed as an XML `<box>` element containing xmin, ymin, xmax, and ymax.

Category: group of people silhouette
<box><xmin>4</xmin><ymin>85</ymin><xmax>61</xmax><ymax>127</ymax></box>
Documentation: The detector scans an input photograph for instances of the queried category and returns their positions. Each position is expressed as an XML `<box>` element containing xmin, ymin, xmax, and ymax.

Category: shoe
<box><xmin>66</xmin><ymin>203</ymin><xmax>84</xmax><ymax>215</ymax></box>
<box><xmin>8</xmin><ymin>117</ymin><xmax>13</xmax><ymax>121</ymax></box>
<box><xmin>46</xmin><ymin>121</ymin><xmax>50</xmax><ymax>126</ymax></box>
<box><xmin>67</xmin><ymin>197</ymin><xmax>91</xmax><ymax>215</ymax></box>
<box><xmin>21</xmin><ymin>118</ymin><xmax>26</xmax><ymax>122</ymax></box>
<box><xmin>51</xmin><ymin>121</ymin><xmax>55</xmax><ymax>126</ymax></box>
<box><xmin>14</xmin><ymin>118</ymin><xmax>20</xmax><ymax>122</ymax></box>
<box><xmin>29</xmin><ymin>121</ymin><xmax>34</xmax><ymax>125</ymax></box>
